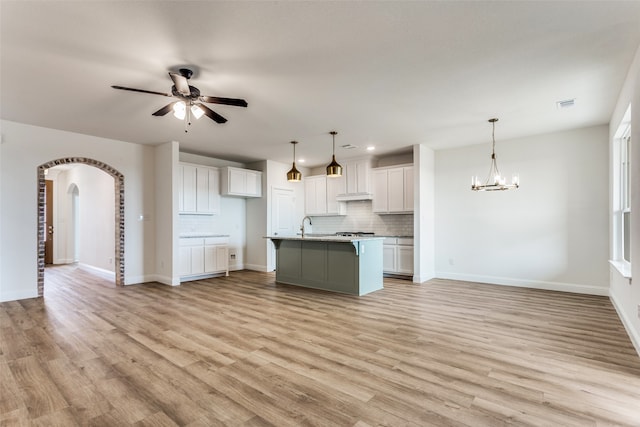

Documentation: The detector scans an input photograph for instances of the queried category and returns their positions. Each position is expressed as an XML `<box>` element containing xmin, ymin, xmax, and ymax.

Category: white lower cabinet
<box><xmin>383</xmin><ymin>237</ymin><xmax>414</xmax><ymax>276</ymax></box>
<box><xmin>179</xmin><ymin>237</ymin><xmax>229</xmax><ymax>281</ymax></box>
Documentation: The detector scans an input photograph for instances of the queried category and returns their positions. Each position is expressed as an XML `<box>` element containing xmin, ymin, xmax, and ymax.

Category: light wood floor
<box><xmin>1</xmin><ymin>265</ymin><xmax>640</xmax><ymax>426</ymax></box>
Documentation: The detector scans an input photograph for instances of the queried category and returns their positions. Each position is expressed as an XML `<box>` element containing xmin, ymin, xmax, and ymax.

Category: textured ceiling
<box><xmin>2</xmin><ymin>1</ymin><xmax>639</xmax><ymax>167</ymax></box>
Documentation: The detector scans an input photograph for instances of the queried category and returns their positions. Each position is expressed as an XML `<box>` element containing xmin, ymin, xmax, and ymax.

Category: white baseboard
<box><xmin>53</xmin><ymin>258</ymin><xmax>74</xmax><ymax>265</ymax></box>
<box><xmin>435</xmin><ymin>271</ymin><xmax>609</xmax><ymax>296</ymax></box>
<box><xmin>78</xmin><ymin>263</ymin><xmax>116</xmax><ymax>281</ymax></box>
<box><xmin>244</xmin><ymin>263</ymin><xmax>270</xmax><ymax>272</ymax></box>
<box><xmin>0</xmin><ymin>288</ymin><xmax>39</xmax><ymax>302</ymax></box>
<box><xmin>148</xmin><ymin>274</ymin><xmax>180</xmax><ymax>286</ymax></box>
<box><xmin>413</xmin><ymin>273</ymin><xmax>435</xmax><ymax>284</ymax></box>
<box><xmin>609</xmin><ymin>291</ymin><xmax>640</xmax><ymax>358</ymax></box>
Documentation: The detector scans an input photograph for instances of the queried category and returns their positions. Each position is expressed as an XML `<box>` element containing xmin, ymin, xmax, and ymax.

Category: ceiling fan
<box><xmin>111</xmin><ymin>68</ymin><xmax>247</xmax><ymax>130</ymax></box>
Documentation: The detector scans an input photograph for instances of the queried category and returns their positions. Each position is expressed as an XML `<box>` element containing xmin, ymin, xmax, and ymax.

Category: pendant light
<box><xmin>286</xmin><ymin>141</ymin><xmax>302</xmax><ymax>182</ymax></box>
<box><xmin>471</xmin><ymin>118</ymin><xmax>519</xmax><ymax>191</ymax></box>
<box><xmin>326</xmin><ymin>131</ymin><xmax>343</xmax><ymax>177</ymax></box>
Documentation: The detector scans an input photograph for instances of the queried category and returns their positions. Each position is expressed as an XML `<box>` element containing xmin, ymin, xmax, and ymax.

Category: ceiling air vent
<box><xmin>341</xmin><ymin>144</ymin><xmax>358</xmax><ymax>149</ymax></box>
<box><xmin>556</xmin><ymin>98</ymin><xmax>576</xmax><ymax>109</ymax></box>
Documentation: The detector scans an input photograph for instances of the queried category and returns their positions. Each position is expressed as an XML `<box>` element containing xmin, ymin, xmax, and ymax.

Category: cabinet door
<box><xmin>207</xmin><ymin>168</ymin><xmax>220</xmax><ymax>213</ymax></box>
<box><xmin>196</xmin><ymin>167</ymin><xmax>209</xmax><ymax>213</ymax></box>
<box><xmin>228</xmin><ymin>168</ymin><xmax>246</xmax><ymax>195</ymax></box>
<box><xmin>388</xmin><ymin>168</ymin><xmax>405</xmax><ymax>212</ymax></box>
<box><xmin>304</xmin><ymin>178</ymin><xmax>317</xmax><ymax>215</ymax></box>
<box><xmin>178</xmin><ymin>165</ymin><xmax>184</xmax><ymax>212</ymax></box>
<box><xmin>190</xmin><ymin>246</ymin><xmax>205</xmax><ymax>274</ymax></box>
<box><xmin>404</xmin><ymin>166</ymin><xmax>414</xmax><ymax>212</ymax></box>
<box><xmin>397</xmin><ymin>246</ymin><xmax>414</xmax><ymax>274</ymax></box>
<box><xmin>304</xmin><ymin>176</ymin><xmax>327</xmax><ymax>215</ymax></box>
<box><xmin>383</xmin><ymin>245</ymin><xmax>397</xmax><ymax>272</ymax></box>
<box><xmin>245</xmin><ymin>171</ymin><xmax>261</xmax><ymax>197</ymax></box>
<box><xmin>215</xmin><ymin>246</ymin><xmax>228</xmax><ymax>272</ymax></box>
<box><xmin>372</xmin><ymin>170</ymin><xmax>388</xmax><ymax>213</ymax></box>
<box><xmin>182</xmin><ymin>165</ymin><xmax>197</xmax><ymax>212</ymax></box>
<box><xmin>179</xmin><ymin>246</ymin><xmax>192</xmax><ymax>276</ymax></box>
<box><xmin>326</xmin><ymin>175</ymin><xmax>346</xmax><ymax>214</ymax></box>
<box><xmin>204</xmin><ymin>245</ymin><xmax>217</xmax><ymax>273</ymax></box>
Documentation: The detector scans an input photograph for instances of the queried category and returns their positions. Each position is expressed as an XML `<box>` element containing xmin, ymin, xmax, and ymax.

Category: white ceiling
<box><xmin>2</xmin><ymin>1</ymin><xmax>639</xmax><ymax>168</ymax></box>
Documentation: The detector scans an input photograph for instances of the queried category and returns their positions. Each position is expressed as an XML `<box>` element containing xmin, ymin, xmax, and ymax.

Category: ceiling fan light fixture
<box><xmin>173</xmin><ymin>101</ymin><xmax>186</xmax><ymax>120</ymax></box>
<box><xmin>326</xmin><ymin>131</ymin><xmax>343</xmax><ymax>177</ymax></box>
<box><xmin>287</xmin><ymin>141</ymin><xmax>302</xmax><ymax>182</ymax></box>
<box><xmin>191</xmin><ymin>104</ymin><xmax>204</xmax><ymax>119</ymax></box>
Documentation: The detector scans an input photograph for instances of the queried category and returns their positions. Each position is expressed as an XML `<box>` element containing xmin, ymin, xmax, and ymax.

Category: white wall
<box><xmin>155</xmin><ymin>141</ymin><xmax>179</xmax><ymax>285</ymax></box>
<box><xmin>56</xmin><ymin>164</ymin><xmax>115</xmax><ymax>275</ymax></box>
<box><xmin>414</xmin><ymin>144</ymin><xmax>435</xmax><ymax>283</ymax></box>
<box><xmin>0</xmin><ymin>120</ymin><xmax>157</xmax><ymax>301</ymax></box>
<box><xmin>609</xmin><ymin>44</ymin><xmax>640</xmax><ymax>356</ymax></box>
<box><xmin>435</xmin><ymin>125</ymin><xmax>610</xmax><ymax>295</ymax></box>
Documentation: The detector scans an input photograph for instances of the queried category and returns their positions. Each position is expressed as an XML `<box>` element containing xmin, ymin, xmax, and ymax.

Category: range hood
<box><xmin>335</xmin><ymin>192</ymin><xmax>373</xmax><ymax>201</ymax></box>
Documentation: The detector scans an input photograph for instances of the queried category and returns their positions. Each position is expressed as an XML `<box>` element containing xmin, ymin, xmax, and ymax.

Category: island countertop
<box><xmin>265</xmin><ymin>235</ymin><xmax>384</xmax><ymax>243</ymax></box>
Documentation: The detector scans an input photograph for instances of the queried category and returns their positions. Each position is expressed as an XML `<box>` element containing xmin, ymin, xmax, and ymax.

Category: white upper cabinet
<box><xmin>337</xmin><ymin>158</ymin><xmax>373</xmax><ymax>201</ymax></box>
<box><xmin>304</xmin><ymin>175</ymin><xmax>346</xmax><ymax>216</ymax></box>
<box><xmin>220</xmin><ymin>166</ymin><xmax>262</xmax><ymax>198</ymax></box>
<box><xmin>371</xmin><ymin>164</ymin><xmax>413</xmax><ymax>214</ymax></box>
<box><xmin>179</xmin><ymin>163</ymin><xmax>220</xmax><ymax>215</ymax></box>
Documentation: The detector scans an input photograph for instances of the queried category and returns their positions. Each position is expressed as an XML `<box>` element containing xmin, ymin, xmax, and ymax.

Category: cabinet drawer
<box><xmin>180</xmin><ymin>238</ymin><xmax>205</xmax><ymax>246</ymax></box>
<box><xmin>397</xmin><ymin>238</ymin><xmax>414</xmax><ymax>246</ymax></box>
<box><xmin>205</xmin><ymin>237</ymin><xmax>229</xmax><ymax>245</ymax></box>
<box><xmin>383</xmin><ymin>237</ymin><xmax>397</xmax><ymax>245</ymax></box>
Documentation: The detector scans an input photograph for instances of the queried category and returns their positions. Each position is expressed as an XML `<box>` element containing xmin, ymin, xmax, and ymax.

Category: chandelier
<box><xmin>471</xmin><ymin>118</ymin><xmax>519</xmax><ymax>191</ymax></box>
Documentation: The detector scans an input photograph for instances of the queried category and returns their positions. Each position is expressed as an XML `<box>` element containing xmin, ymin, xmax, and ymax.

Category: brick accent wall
<box><xmin>37</xmin><ymin>158</ymin><xmax>125</xmax><ymax>296</ymax></box>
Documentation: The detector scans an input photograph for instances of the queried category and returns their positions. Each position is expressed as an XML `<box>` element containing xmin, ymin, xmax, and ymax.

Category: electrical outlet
<box><xmin>230</xmin><ymin>253</ymin><xmax>236</xmax><ymax>260</ymax></box>
<box><xmin>637</xmin><ymin>304</ymin><xmax>640</xmax><ymax>320</ymax></box>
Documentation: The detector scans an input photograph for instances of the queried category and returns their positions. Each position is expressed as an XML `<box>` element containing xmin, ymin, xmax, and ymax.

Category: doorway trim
<box><xmin>37</xmin><ymin>158</ymin><xmax>125</xmax><ymax>296</ymax></box>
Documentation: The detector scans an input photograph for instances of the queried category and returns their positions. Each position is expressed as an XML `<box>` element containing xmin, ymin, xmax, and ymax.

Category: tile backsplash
<box><xmin>179</xmin><ymin>215</ymin><xmax>216</xmax><ymax>235</ymax></box>
<box><xmin>310</xmin><ymin>201</ymin><xmax>413</xmax><ymax>236</ymax></box>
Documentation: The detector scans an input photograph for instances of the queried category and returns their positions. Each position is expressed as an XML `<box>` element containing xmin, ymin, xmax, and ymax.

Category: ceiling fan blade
<box><xmin>111</xmin><ymin>85</ymin><xmax>172</xmax><ymax>97</ymax></box>
<box><xmin>169</xmin><ymin>72</ymin><xmax>191</xmax><ymax>96</ymax></box>
<box><xmin>152</xmin><ymin>102</ymin><xmax>177</xmax><ymax>116</ymax></box>
<box><xmin>199</xmin><ymin>96</ymin><xmax>248</xmax><ymax>107</ymax></box>
<box><xmin>197</xmin><ymin>104</ymin><xmax>227</xmax><ymax>123</ymax></box>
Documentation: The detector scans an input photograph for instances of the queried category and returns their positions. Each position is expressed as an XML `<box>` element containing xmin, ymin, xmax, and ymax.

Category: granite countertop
<box><xmin>266</xmin><ymin>235</ymin><xmax>384</xmax><ymax>243</ymax></box>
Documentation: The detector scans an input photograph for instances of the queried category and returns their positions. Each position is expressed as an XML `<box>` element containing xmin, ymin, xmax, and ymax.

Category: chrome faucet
<box><xmin>300</xmin><ymin>216</ymin><xmax>312</xmax><ymax>238</ymax></box>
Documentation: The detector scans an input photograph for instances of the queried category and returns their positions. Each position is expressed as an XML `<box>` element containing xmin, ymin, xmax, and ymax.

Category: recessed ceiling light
<box><xmin>556</xmin><ymin>98</ymin><xmax>576</xmax><ymax>109</ymax></box>
<box><xmin>366</xmin><ymin>146</ymin><xmax>375</xmax><ymax>151</ymax></box>
<box><xmin>298</xmin><ymin>158</ymin><xmax>305</xmax><ymax>163</ymax></box>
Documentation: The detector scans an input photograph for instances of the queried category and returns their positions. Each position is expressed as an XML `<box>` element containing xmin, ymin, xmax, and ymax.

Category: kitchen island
<box><xmin>267</xmin><ymin>235</ymin><xmax>384</xmax><ymax>296</ymax></box>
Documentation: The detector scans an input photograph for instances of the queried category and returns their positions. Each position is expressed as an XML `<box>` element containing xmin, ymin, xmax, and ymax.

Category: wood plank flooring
<box><xmin>1</xmin><ymin>264</ymin><xmax>639</xmax><ymax>426</ymax></box>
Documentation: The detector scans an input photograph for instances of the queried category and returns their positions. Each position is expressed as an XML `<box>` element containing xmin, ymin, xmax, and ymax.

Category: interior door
<box><xmin>44</xmin><ymin>179</ymin><xmax>54</xmax><ymax>264</ymax></box>
<box><xmin>270</xmin><ymin>187</ymin><xmax>295</xmax><ymax>271</ymax></box>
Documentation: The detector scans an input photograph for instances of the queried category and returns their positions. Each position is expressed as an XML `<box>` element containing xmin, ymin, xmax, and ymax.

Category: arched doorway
<box><xmin>37</xmin><ymin>158</ymin><xmax>124</xmax><ymax>296</ymax></box>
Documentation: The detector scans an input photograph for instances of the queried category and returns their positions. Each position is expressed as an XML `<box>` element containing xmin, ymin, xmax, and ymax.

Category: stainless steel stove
<box><xmin>334</xmin><ymin>231</ymin><xmax>375</xmax><ymax>237</ymax></box>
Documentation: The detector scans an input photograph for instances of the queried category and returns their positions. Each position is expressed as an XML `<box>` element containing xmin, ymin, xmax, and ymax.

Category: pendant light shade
<box><xmin>471</xmin><ymin>118</ymin><xmax>519</xmax><ymax>191</ymax></box>
<box><xmin>326</xmin><ymin>131</ymin><xmax>343</xmax><ymax>177</ymax></box>
<box><xmin>286</xmin><ymin>141</ymin><xmax>302</xmax><ymax>182</ymax></box>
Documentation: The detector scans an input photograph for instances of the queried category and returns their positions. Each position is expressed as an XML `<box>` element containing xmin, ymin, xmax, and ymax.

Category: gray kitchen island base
<box><xmin>270</xmin><ymin>237</ymin><xmax>383</xmax><ymax>296</ymax></box>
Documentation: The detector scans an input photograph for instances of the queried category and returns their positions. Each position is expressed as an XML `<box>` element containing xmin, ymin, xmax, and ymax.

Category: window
<box><xmin>612</xmin><ymin>106</ymin><xmax>631</xmax><ymax>277</ymax></box>
<box><xmin>621</xmin><ymin>131</ymin><xmax>631</xmax><ymax>264</ymax></box>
